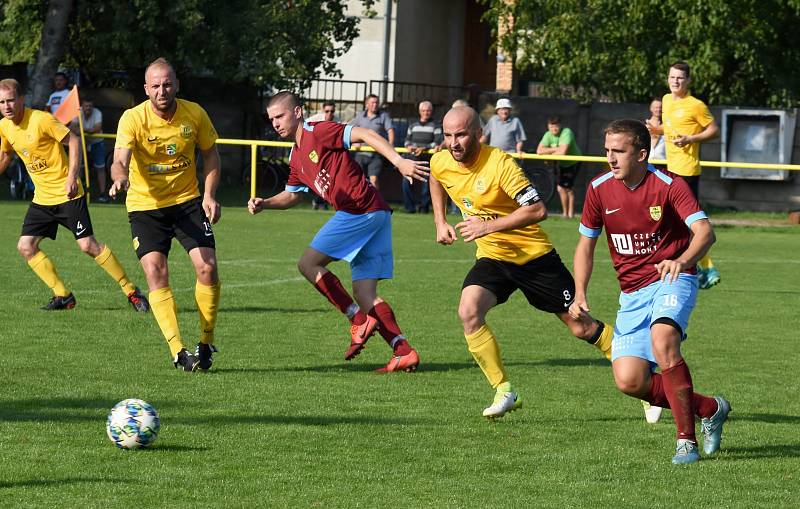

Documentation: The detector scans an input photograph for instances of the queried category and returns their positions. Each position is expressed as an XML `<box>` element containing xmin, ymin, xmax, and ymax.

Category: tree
<box><xmin>1</xmin><ymin>0</ymin><xmax>374</xmax><ymax>89</ymax></box>
<box><xmin>29</xmin><ymin>0</ymin><xmax>73</xmax><ymax>109</ymax></box>
<box><xmin>483</xmin><ymin>0</ymin><xmax>800</xmax><ymax>107</ymax></box>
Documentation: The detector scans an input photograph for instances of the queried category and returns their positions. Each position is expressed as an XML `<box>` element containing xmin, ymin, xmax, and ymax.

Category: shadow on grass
<box><xmin>217</xmin><ymin>357</ymin><xmax>607</xmax><ymax>374</ymax></box>
<box><xmin>732</xmin><ymin>412</ymin><xmax>800</xmax><ymax>424</ymax></box>
<box><xmin>139</xmin><ymin>444</ymin><xmax>209</xmax><ymax>452</ymax></box>
<box><xmin>720</xmin><ymin>444</ymin><xmax>800</xmax><ymax>460</ymax></box>
<box><xmin>0</xmin><ymin>397</ymin><xmax>179</xmax><ymax>423</ymax></box>
<box><xmin>0</xmin><ymin>477</ymin><xmax>131</xmax><ymax>489</ymax></box>
<box><xmin>213</xmin><ymin>306</ymin><xmax>329</xmax><ymax>313</ymax></box>
<box><xmin>172</xmin><ymin>413</ymin><xmax>431</xmax><ymax>427</ymax></box>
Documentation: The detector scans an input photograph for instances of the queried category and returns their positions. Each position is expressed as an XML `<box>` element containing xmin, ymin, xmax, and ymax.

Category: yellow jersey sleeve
<box><xmin>41</xmin><ymin>110</ymin><xmax>70</xmax><ymax>144</ymax></box>
<box><xmin>196</xmin><ymin>108</ymin><xmax>218</xmax><ymax>151</ymax></box>
<box><xmin>497</xmin><ymin>155</ymin><xmax>531</xmax><ymax>200</ymax></box>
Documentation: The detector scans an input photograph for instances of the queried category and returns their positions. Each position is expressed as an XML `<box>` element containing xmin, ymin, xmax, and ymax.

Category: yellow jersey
<box><xmin>431</xmin><ymin>145</ymin><xmax>553</xmax><ymax>265</ymax></box>
<box><xmin>0</xmin><ymin>108</ymin><xmax>83</xmax><ymax>206</ymax></box>
<box><xmin>115</xmin><ymin>99</ymin><xmax>218</xmax><ymax>211</ymax></box>
<box><xmin>662</xmin><ymin>93</ymin><xmax>714</xmax><ymax>177</ymax></box>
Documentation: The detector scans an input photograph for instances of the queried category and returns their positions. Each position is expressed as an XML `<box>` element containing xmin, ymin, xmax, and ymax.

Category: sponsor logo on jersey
<box><xmin>461</xmin><ymin>197</ymin><xmax>473</xmax><ymax>209</ymax></box>
<box><xmin>649</xmin><ymin>206</ymin><xmax>662</xmax><ymax>221</ymax></box>
<box><xmin>166</xmin><ymin>143</ymin><xmax>177</xmax><ymax>156</ymax></box>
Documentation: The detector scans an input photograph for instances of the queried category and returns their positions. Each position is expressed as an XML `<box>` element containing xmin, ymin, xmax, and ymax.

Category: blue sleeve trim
<box><xmin>685</xmin><ymin>211</ymin><xmax>707</xmax><ymax>228</ymax></box>
<box><xmin>579</xmin><ymin>223</ymin><xmax>602</xmax><ymax>238</ymax></box>
<box><xmin>343</xmin><ymin>124</ymin><xmax>353</xmax><ymax>149</ymax></box>
<box><xmin>591</xmin><ymin>171</ymin><xmax>614</xmax><ymax>188</ymax></box>
<box><xmin>286</xmin><ymin>185</ymin><xmax>309</xmax><ymax>193</ymax></box>
<box><xmin>302</xmin><ymin>121</ymin><xmax>314</xmax><ymax>132</ymax></box>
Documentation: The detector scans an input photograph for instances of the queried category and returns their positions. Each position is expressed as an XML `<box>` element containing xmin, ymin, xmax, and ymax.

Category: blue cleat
<box><xmin>700</xmin><ymin>267</ymin><xmax>721</xmax><ymax>289</ymax></box>
<box><xmin>696</xmin><ymin>268</ymin><xmax>708</xmax><ymax>288</ymax></box>
<box><xmin>672</xmin><ymin>439</ymin><xmax>701</xmax><ymax>465</ymax></box>
<box><xmin>701</xmin><ymin>396</ymin><xmax>731</xmax><ymax>454</ymax></box>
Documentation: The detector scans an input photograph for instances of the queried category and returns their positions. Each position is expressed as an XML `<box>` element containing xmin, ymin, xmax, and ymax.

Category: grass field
<box><xmin>0</xmin><ymin>198</ymin><xmax>798</xmax><ymax>508</ymax></box>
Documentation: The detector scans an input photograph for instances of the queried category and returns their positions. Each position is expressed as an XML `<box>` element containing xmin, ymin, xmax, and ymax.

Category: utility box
<box><xmin>720</xmin><ymin>109</ymin><xmax>796</xmax><ymax>181</ymax></box>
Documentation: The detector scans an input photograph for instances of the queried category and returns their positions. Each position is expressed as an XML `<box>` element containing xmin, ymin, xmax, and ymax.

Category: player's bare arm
<box><xmin>674</xmin><ymin>120</ymin><xmax>719</xmax><ymax>148</ymax></box>
<box><xmin>0</xmin><ymin>149</ymin><xmax>12</xmax><ymax>174</ymax></box>
<box><xmin>64</xmin><ymin>132</ymin><xmax>81</xmax><ymax>199</ymax></box>
<box><xmin>429</xmin><ymin>177</ymin><xmax>457</xmax><ymax>245</ymax></box>
<box><xmin>200</xmin><ymin>146</ymin><xmax>222</xmax><ymax>224</ymax></box>
<box><xmin>109</xmin><ymin>147</ymin><xmax>133</xmax><ymax>198</ymax></box>
<box><xmin>349</xmin><ymin>127</ymin><xmax>429</xmax><ymax>184</ymax></box>
<box><xmin>456</xmin><ymin>201</ymin><xmax>546</xmax><ymax>243</ymax></box>
<box><xmin>247</xmin><ymin>190</ymin><xmax>304</xmax><ymax>214</ymax></box>
<box><xmin>569</xmin><ymin>235</ymin><xmax>598</xmax><ymax>320</ymax></box>
<box><xmin>655</xmin><ymin>218</ymin><xmax>716</xmax><ymax>283</ymax></box>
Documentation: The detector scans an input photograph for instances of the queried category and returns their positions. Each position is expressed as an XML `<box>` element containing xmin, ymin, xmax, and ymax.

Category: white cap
<box><xmin>495</xmin><ymin>98</ymin><xmax>512</xmax><ymax>110</ymax></box>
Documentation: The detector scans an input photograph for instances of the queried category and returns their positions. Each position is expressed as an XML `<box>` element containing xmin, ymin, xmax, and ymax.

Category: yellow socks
<box><xmin>149</xmin><ymin>287</ymin><xmax>184</xmax><ymax>357</ymax></box>
<box><xmin>27</xmin><ymin>251</ymin><xmax>69</xmax><ymax>297</ymax></box>
<box><xmin>594</xmin><ymin>322</ymin><xmax>613</xmax><ymax>361</ymax></box>
<box><xmin>698</xmin><ymin>254</ymin><xmax>715</xmax><ymax>270</ymax></box>
<box><xmin>94</xmin><ymin>245</ymin><xmax>136</xmax><ymax>295</ymax></box>
<box><xmin>465</xmin><ymin>324</ymin><xmax>508</xmax><ymax>389</ymax></box>
<box><xmin>195</xmin><ymin>281</ymin><xmax>221</xmax><ymax>345</ymax></box>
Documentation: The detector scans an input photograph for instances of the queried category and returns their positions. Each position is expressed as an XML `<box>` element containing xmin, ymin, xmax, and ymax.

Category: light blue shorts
<box><xmin>611</xmin><ymin>273</ymin><xmax>699</xmax><ymax>365</ymax></box>
<box><xmin>310</xmin><ymin>210</ymin><xmax>393</xmax><ymax>281</ymax></box>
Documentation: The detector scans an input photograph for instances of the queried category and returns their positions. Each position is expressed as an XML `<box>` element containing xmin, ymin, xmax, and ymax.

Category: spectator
<box><xmin>350</xmin><ymin>94</ymin><xmax>394</xmax><ymax>190</ymax></box>
<box><xmin>70</xmin><ymin>98</ymin><xmax>108</xmax><ymax>202</ymax></box>
<box><xmin>45</xmin><ymin>72</ymin><xmax>70</xmax><ymax>115</ymax></box>
<box><xmin>536</xmin><ymin>116</ymin><xmax>582</xmax><ymax>218</ymax></box>
<box><xmin>645</xmin><ymin>98</ymin><xmax>666</xmax><ymax>169</ymax></box>
<box><xmin>480</xmin><ymin>98</ymin><xmax>526</xmax><ymax>157</ymax></box>
<box><xmin>307</xmin><ymin>101</ymin><xmax>341</xmax><ymax>123</ymax></box>
<box><xmin>402</xmin><ymin>100</ymin><xmax>441</xmax><ymax>213</ymax></box>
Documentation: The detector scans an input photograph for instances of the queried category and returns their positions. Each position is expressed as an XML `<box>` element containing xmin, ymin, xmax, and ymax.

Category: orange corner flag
<box><xmin>53</xmin><ymin>86</ymin><xmax>80</xmax><ymax>125</ymax></box>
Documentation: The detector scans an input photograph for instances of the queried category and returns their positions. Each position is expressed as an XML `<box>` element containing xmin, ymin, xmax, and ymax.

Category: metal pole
<box><xmin>381</xmin><ymin>0</ymin><xmax>393</xmax><ymax>104</ymax></box>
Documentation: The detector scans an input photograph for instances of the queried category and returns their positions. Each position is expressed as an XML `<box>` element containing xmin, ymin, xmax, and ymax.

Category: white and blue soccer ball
<box><xmin>106</xmin><ymin>398</ymin><xmax>160</xmax><ymax>449</ymax></box>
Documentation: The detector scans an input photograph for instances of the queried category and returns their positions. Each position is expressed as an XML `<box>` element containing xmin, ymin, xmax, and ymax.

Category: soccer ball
<box><xmin>106</xmin><ymin>398</ymin><xmax>161</xmax><ymax>449</ymax></box>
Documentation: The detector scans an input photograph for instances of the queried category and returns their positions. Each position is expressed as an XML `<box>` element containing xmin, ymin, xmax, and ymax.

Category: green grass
<box><xmin>0</xmin><ymin>199</ymin><xmax>798</xmax><ymax>508</ymax></box>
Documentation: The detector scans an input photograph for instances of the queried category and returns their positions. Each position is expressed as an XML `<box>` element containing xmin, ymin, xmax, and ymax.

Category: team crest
<box><xmin>475</xmin><ymin>178</ymin><xmax>486</xmax><ymax>193</ymax></box>
<box><xmin>649</xmin><ymin>205</ymin><xmax>662</xmax><ymax>221</ymax></box>
<box><xmin>166</xmin><ymin>143</ymin><xmax>177</xmax><ymax>156</ymax></box>
<box><xmin>180</xmin><ymin>124</ymin><xmax>193</xmax><ymax>139</ymax></box>
<box><xmin>461</xmin><ymin>197</ymin><xmax>473</xmax><ymax>209</ymax></box>
<box><xmin>308</xmin><ymin>150</ymin><xmax>319</xmax><ymax>163</ymax></box>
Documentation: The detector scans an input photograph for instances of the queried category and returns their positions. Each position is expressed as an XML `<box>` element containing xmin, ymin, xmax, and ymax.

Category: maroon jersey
<box><xmin>579</xmin><ymin>166</ymin><xmax>708</xmax><ymax>292</ymax></box>
<box><xmin>286</xmin><ymin>121</ymin><xmax>390</xmax><ymax>213</ymax></box>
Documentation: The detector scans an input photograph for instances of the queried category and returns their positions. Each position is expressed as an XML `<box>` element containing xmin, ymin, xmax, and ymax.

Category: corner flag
<box><xmin>53</xmin><ymin>86</ymin><xmax>80</xmax><ymax>125</ymax></box>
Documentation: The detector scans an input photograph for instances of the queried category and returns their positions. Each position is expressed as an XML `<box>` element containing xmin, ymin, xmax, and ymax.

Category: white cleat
<box><xmin>483</xmin><ymin>387</ymin><xmax>522</xmax><ymax>419</ymax></box>
<box><xmin>642</xmin><ymin>400</ymin><xmax>663</xmax><ymax>424</ymax></box>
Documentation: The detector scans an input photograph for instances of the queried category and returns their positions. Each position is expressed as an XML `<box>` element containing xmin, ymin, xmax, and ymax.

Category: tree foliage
<box><xmin>483</xmin><ymin>0</ymin><xmax>800</xmax><ymax>107</ymax></box>
<box><xmin>1</xmin><ymin>0</ymin><xmax>374</xmax><ymax>88</ymax></box>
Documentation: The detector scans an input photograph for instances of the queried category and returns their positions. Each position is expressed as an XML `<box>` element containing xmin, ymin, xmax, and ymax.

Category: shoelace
<box><xmin>675</xmin><ymin>441</ymin><xmax>696</xmax><ymax>455</ymax></box>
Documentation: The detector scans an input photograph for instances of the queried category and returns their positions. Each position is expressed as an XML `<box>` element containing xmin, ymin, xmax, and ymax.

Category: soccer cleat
<box><xmin>195</xmin><ymin>342</ymin><xmax>218</xmax><ymax>371</ymax></box>
<box><xmin>701</xmin><ymin>396</ymin><xmax>731</xmax><ymax>455</ymax></box>
<box><xmin>696</xmin><ymin>268</ymin><xmax>708</xmax><ymax>288</ymax></box>
<box><xmin>127</xmin><ymin>287</ymin><xmax>151</xmax><ymax>312</ymax></box>
<box><xmin>482</xmin><ymin>384</ymin><xmax>522</xmax><ymax>419</ymax></box>
<box><xmin>41</xmin><ymin>293</ymin><xmax>76</xmax><ymax>310</ymax></box>
<box><xmin>672</xmin><ymin>439</ymin><xmax>701</xmax><ymax>465</ymax></box>
<box><xmin>375</xmin><ymin>348</ymin><xmax>420</xmax><ymax>373</ymax></box>
<box><xmin>344</xmin><ymin>315</ymin><xmax>379</xmax><ymax>360</ymax></box>
<box><xmin>173</xmin><ymin>348</ymin><xmax>200</xmax><ymax>372</ymax></box>
<box><xmin>700</xmin><ymin>267</ymin><xmax>721</xmax><ymax>289</ymax></box>
<box><xmin>642</xmin><ymin>400</ymin><xmax>663</xmax><ymax>424</ymax></box>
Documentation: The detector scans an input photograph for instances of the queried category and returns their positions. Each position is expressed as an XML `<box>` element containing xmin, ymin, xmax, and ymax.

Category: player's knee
<box><xmin>567</xmin><ymin>319</ymin><xmax>593</xmax><ymax>341</ymax></box>
<box><xmin>195</xmin><ymin>261</ymin><xmax>217</xmax><ymax>282</ymax></box>
<box><xmin>458</xmin><ymin>303</ymin><xmax>482</xmax><ymax>330</ymax></box>
<box><xmin>78</xmin><ymin>238</ymin><xmax>101</xmax><ymax>257</ymax></box>
<box><xmin>17</xmin><ymin>239</ymin><xmax>36</xmax><ymax>258</ymax></box>
<box><xmin>613</xmin><ymin>372</ymin><xmax>646</xmax><ymax>396</ymax></box>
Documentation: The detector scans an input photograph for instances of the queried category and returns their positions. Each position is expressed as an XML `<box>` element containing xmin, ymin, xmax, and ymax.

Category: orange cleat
<box><xmin>344</xmin><ymin>315</ymin><xmax>379</xmax><ymax>360</ymax></box>
<box><xmin>375</xmin><ymin>348</ymin><xmax>420</xmax><ymax>373</ymax></box>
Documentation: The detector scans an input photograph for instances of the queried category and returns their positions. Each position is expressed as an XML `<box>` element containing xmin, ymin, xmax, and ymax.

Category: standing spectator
<box><xmin>536</xmin><ymin>116</ymin><xmax>582</xmax><ymax>218</ymax></box>
<box><xmin>645</xmin><ymin>98</ymin><xmax>666</xmax><ymax>170</ymax></box>
<box><xmin>480</xmin><ymin>98</ymin><xmax>526</xmax><ymax>157</ymax></box>
<box><xmin>70</xmin><ymin>98</ymin><xmax>109</xmax><ymax>202</ymax></box>
<box><xmin>307</xmin><ymin>101</ymin><xmax>341</xmax><ymax>123</ymax></box>
<box><xmin>350</xmin><ymin>94</ymin><xmax>394</xmax><ymax>190</ymax></box>
<box><xmin>647</xmin><ymin>61</ymin><xmax>720</xmax><ymax>289</ymax></box>
<box><xmin>402</xmin><ymin>100</ymin><xmax>441</xmax><ymax>213</ymax></box>
<box><xmin>45</xmin><ymin>72</ymin><xmax>70</xmax><ymax>115</ymax></box>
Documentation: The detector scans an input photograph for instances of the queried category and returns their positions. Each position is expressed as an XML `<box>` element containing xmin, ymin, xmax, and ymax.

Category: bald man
<box><xmin>429</xmin><ymin>106</ymin><xmax>614</xmax><ymax>419</ymax></box>
<box><xmin>110</xmin><ymin>57</ymin><xmax>222</xmax><ymax>372</ymax></box>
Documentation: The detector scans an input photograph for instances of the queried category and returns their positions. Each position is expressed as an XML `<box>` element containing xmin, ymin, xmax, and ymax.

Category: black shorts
<box><xmin>557</xmin><ymin>163</ymin><xmax>580</xmax><ymax>189</ymax></box>
<box><xmin>463</xmin><ymin>250</ymin><xmax>575</xmax><ymax>313</ymax></box>
<box><xmin>129</xmin><ymin>197</ymin><xmax>215</xmax><ymax>259</ymax></box>
<box><xmin>681</xmin><ymin>175</ymin><xmax>700</xmax><ymax>200</ymax></box>
<box><xmin>21</xmin><ymin>196</ymin><xmax>94</xmax><ymax>240</ymax></box>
